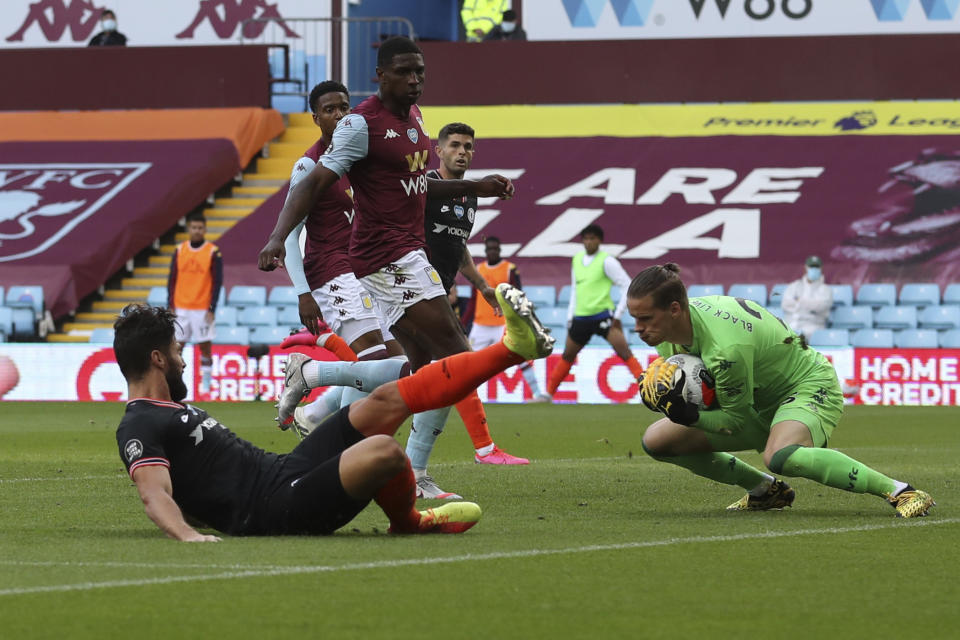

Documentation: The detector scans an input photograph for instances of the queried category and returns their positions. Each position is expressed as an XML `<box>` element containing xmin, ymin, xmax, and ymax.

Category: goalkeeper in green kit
<box><xmin>627</xmin><ymin>263</ymin><xmax>934</xmax><ymax>518</ymax></box>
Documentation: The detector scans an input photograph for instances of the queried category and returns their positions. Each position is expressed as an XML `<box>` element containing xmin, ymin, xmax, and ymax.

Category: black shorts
<box><xmin>568</xmin><ymin>311</ymin><xmax>614</xmax><ymax>346</ymax></box>
<box><xmin>252</xmin><ymin>407</ymin><xmax>370</xmax><ymax>535</ymax></box>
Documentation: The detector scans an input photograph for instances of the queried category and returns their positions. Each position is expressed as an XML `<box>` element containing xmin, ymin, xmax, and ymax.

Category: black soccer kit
<box><xmin>423</xmin><ymin>169</ymin><xmax>479</xmax><ymax>291</ymax></box>
<box><xmin>117</xmin><ymin>400</ymin><xmax>368</xmax><ymax>535</ymax></box>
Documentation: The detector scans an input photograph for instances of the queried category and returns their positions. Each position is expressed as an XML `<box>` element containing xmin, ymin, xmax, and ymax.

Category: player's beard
<box><xmin>166</xmin><ymin>364</ymin><xmax>188</xmax><ymax>403</ymax></box>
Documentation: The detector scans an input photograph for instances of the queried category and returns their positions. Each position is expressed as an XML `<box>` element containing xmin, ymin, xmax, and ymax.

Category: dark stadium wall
<box><xmin>0</xmin><ymin>45</ymin><xmax>272</xmax><ymax>110</ymax></box>
<box><xmin>417</xmin><ymin>34</ymin><xmax>960</xmax><ymax>105</ymax></box>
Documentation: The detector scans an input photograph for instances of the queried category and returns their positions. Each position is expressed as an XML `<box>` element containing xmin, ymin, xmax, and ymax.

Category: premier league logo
<box><xmin>407</xmin><ymin>128</ymin><xmax>419</xmax><ymax>143</ymax></box>
<box><xmin>454</xmin><ymin>205</ymin><xmax>464</xmax><ymax>219</ymax></box>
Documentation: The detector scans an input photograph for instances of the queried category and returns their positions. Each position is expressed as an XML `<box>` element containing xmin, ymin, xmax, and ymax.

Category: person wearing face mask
<box><xmin>88</xmin><ymin>9</ymin><xmax>127</xmax><ymax>47</ymax></box>
<box><xmin>483</xmin><ymin>9</ymin><xmax>527</xmax><ymax>41</ymax></box>
<box><xmin>780</xmin><ymin>255</ymin><xmax>833</xmax><ymax>339</ymax></box>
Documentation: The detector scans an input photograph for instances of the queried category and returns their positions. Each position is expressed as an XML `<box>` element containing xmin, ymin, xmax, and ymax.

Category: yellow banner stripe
<box><xmin>420</xmin><ymin>101</ymin><xmax>960</xmax><ymax>138</ymax></box>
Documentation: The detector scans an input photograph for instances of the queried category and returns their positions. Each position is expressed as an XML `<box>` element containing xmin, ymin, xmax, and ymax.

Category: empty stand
<box><xmin>88</xmin><ymin>328</ymin><xmax>116</xmax><ymax>343</ymax></box>
<box><xmin>5</xmin><ymin>285</ymin><xmax>44</xmax><ymax>317</ymax></box>
<box><xmin>851</xmin><ymin>328</ymin><xmax>894</xmax><ymax>348</ymax></box>
<box><xmin>687</xmin><ymin>284</ymin><xmax>724</xmax><ymax>298</ymax></box>
<box><xmin>249</xmin><ymin>326</ymin><xmax>290</xmax><ymax>345</ymax></box>
<box><xmin>214</xmin><ymin>306</ymin><xmax>239</xmax><ymax>327</ymax></box>
<box><xmin>238</xmin><ymin>306</ymin><xmax>278</xmax><ymax>326</ymax></box>
<box><xmin>918</xmin><ymin>305</ymin><xmax>960</xmax><ymax>330</ymax></box>
<box><xmin>939</xmin><ymin>329</ymin><xmax>960</xmax><ymax>348</ymax></box>
<box><xmin>829</xmin><ymin>284</ymin><xmax>854</xmax><ymax>307</ymax></box>
<box><xmin>873</xmin><ymin>305</ymin><xmax>917</xmax><ymax>330</ymax></box>
<box><xmin>943</xmin><ymin>284</ymin><xmax>960</xmax><ymax>306</ymax></box>
<box><xmin>894</xmin><ymin>329</ymin><xmax>938</xmax><ymax>349</ymax></box>
<box><xmin>525</xmin><ymin>285</ymin><xmax>557</xmax><ymax>309</ymax></box>
<box><xmin>809</xmin><ymin>328</ymin><xmax>850</xmax><ymax>347</ymax></box>
<box><xmin>768</xmin><ymin>283</ymin><xmax>788</xmax><ymax>307</ymax></box>
<box><xmin>267</xmin><ymin>286</ymin><xmax>299</xmax><ymax>307</ymax></box>
<box><xmin>214</xmin><ymin>326</ymin><xmax>250</xmax><ymax>345</ymax></box>
<box><xmin>727</xmin><ymin>284</ymin><xmax>767</xmax><ymax>306</ymax></box>
<box><xmin>898</xmin><ymin>283</ymin><xmax>940</xmax><ymax>308</ymax></box>
<box><xmin>557</xmin><ymin>285</ymin><xmax>572</xmax><ymax>306</ymax></box>
<box><xmin>830</xmin><ymin>306</ymin><xmax>873</xmax><ymax>330</ymax></box>
<box><xmin>855</xmin><ymin>283</ymin><xmax>896</xmax><ymax>308</ymax></box>
<box><xmin>228</xmin><ymin>286</ymin><xmax>268</xmax><ymax>308</ymax></box>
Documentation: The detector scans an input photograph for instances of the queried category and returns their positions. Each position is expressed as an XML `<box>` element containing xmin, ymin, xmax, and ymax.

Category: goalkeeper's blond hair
<box><xmin>627</xmin><ymin>263</ymin><xmax>688</xmax><ymax>310</ymax></box>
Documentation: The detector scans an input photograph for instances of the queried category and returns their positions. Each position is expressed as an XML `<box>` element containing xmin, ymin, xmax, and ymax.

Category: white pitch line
<box><xmin>1</xmin><ymin>517</ymin><xmax>956</xmax><ymax>598</ymax></box>
<box><xmin>0</xmin><ymin>474</ymin><xmax>126</xmax><ymax>484</ymax></box>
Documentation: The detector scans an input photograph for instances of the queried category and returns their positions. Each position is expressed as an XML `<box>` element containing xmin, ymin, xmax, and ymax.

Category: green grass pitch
<box><xmin>1</xmin><ymin>401</ymin><xmax>956</xmax><ymax>639</ymax></box>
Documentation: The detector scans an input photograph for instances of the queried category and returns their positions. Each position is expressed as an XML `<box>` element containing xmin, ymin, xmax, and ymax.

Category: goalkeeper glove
<box><xmin>640</xmin><ymin>358</ymin><xmax>700</xmax><ymax>426</ymax></box>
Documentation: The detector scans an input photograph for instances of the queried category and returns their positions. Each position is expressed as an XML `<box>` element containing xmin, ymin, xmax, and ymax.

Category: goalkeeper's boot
<box><xmin>497</xmin><ymin>284</ymin><xmax>555</xmax><ymax>360</ymax></box>
<box><xmin>389</xmin><ymin>502</ymin><xmax>482</xmax><ymax>534</ymax></box>
<box><xmin>726</xmin><ymin>479</ymin><xmax>796</xmax><ymax>511</ymax></box>
<box><xmin>276</xmin><ymin>353</ymin><xmax>312</xmax><ymax>429</ymax></box>
<box><xmin>885</xmin><ymin>485</ymin><xmax>935</xmax><ymax>518</ymax></box>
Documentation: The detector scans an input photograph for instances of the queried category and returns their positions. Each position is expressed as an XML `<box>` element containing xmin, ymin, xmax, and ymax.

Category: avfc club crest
<box><xmin>407</xmin><ymin>128</ymin><xmax>419</xmax><ymax>143</ymax></box>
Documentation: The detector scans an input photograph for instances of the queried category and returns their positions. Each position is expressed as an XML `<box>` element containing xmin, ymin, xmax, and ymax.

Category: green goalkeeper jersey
<box><xmin>654</xmin><ymin>295</ymin><xmax>835</xmax><ymax>435</ymax></box>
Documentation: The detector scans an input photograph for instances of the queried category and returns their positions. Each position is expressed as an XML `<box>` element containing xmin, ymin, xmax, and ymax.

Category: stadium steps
<box><xmin>49</xmin><ymin>131</ymin><xmax>303</xmax><ymax>342</ymax></box>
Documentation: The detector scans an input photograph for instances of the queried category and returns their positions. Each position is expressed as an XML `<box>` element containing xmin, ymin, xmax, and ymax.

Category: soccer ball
<box><xmin>665</xmin><ymin>354</ymin><xmax>716</xmax><ymax>410</ymax></box>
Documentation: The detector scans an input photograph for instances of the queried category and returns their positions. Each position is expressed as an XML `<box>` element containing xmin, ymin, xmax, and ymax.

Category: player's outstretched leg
<box><xmin>496</xmin><ymin>284</ymin><xmax>555</xmax><ymax>360</ymax></box>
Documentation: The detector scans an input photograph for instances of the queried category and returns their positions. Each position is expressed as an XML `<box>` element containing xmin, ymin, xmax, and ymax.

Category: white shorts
<box><xmin>311</xmin><ymin>272</ymin><xmax>393</xmax><ymax>345</ymax></box>
<box><xmin>469</xmin><ymin>323</ymin><xmax>505</xmax><ymax>350</ymax></box>
<box><xmin>360</xmin><ymin>249</ymin><xmax>446</xmax><ymax>328</ymax></box>
<box><xmin>174</xmin><ymin>308</ymin><xmax>215</xmax><ymax>344</ymax></box>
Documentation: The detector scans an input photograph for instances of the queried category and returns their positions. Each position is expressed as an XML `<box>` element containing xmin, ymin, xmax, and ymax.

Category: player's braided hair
<box><xmin>113</xmin><ymin>304</ymin><xmax>178</xmax><ymax>379</ymax></box>
<box><xmin>627</xmin><ymin>263</ymin><xmax>688</xmax><ymax>310</ymax></box>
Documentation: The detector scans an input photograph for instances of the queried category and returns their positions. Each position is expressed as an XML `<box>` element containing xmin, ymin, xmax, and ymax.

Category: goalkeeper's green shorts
<box><xmin>704</xmin><ymin>372</ymin><xmax>843</xmax><ymax>453</ymax></box>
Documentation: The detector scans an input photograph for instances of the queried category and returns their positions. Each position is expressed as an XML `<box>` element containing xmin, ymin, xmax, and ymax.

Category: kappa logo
<box><xmin>384</xmin><ymin>129</ymin><xmax>400</xmax><ymax>139</ymax></box>
<box><xmin>177</xmin><ymin>0</ymin><xmax>300</xmax><ymax>39</ymax></box>
<box><xmin>7</xmin><ymin>0</ymin><xmax>101</xmax><ymax>42</ymax></box>
<box><xmin>0</xmin><ymin>163</ymin><xmax>151</xmax><ymax>263</ymax></box>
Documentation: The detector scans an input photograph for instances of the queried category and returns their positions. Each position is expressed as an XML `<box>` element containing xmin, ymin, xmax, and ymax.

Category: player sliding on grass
<box><xmin>113</xmin><ymin>284</ymin><xmax>553</xmax><ymax>541</ymax></box>
<box><xmin>629</xmin><ymin>263</ymin><xmax>934</xmax><ymax>518</ymax></box>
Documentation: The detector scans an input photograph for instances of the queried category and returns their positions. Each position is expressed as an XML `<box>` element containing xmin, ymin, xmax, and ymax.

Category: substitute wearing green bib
<box><xmin>627</xmin><ymin>262</ymin><xmax>934</xmax><ymax>518</ymax></box>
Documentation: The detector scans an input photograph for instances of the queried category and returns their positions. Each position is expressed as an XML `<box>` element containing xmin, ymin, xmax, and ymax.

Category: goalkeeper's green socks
<box><xmin>642</xmin><ymin>444</ymin><xmax>770</xmax><ymax>490</ymax></box>
<box><xmin>770</xmin><ymin>445</ymin><xmax>898</xmax><ymax>496</ymax></box>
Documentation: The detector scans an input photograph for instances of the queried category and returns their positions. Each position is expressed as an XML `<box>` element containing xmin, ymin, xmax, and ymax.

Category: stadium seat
<box><xmin>89</xmin><ymin>328</ymin><xmax>115</xmax><ymax>343</ymax></box>
<box><xmin>898</xmin><ymin>283</ymin><xmax>940</xmax><ymax>308</ymax></box>
<box><xmin>939</xmin><ymin>329</ymin><xmax>960</xmax><ymax>348</ymax></box>
<box><xmin>918</xmin><ymin>305</ymin><xmax>960</xmax><ymax>330</ymax></box>
<box><xmin>456</xmin><ymin>284</ymin><xmax>472</xmax><ymax>299</ymax></box>
<box><xmin>10</xmin><ymin>308</ymin><xmax>36</xmax><ymax>340</ymax></box>
<box><xmin>5</xmin><ymin>285</ymin><xmax>45</xmax><ymax>316</ymax></box>
<box><xmin>249</xmin><ymin>325</ymin><xmax>289</xmax><ymax>345</ymax></box>
<box><xmin>213</xmin><ymin>326</ymin><xmax>250</xmax><ymax>345</ymax></box>
<box><xmin>830</xmin><ymin>305</ymin><xmax>873</xmax><ymax>330</ymax></box>
<box><xmin>557</xmin><ymin>285</ymin><xmax>572</xmax><ymax>306</ymax></box>
<box><xmin>277</xmin><ymin>305</ymin><xmax>301</xmax><ymax>327</ymax></box>
<box><xmin>809</xmin><ymin>328</ymin><xmax>850</xmax><ymax>347</ymax></box>
<box><xmin>727</xmin><ymin>284</ymin><xmax>767</xmax><ymax>306</ymax></box>
<box><xmin>829</xmin><ymin>284</ymin><xmax>854</xmax><ymax>308</ymax></box>
<box><xmin>267</xmin><ymin>286</ymin><xmax>298</xmax><ymax>307</ymax></box>
<box><xmin>538</xmin><ymin>306</ymin><xmax>568</xmax><ymax>329</ymax></box>
<box><xmin>765</xmin><ymin>305</ymin><xmax>784</xmax><ymax>319</ymax></box>
<box><xmin>0</xmin><ymin>307</ymin><xmax>13</xmax><ymax>339</ymax></box>
<box><xmin>768</xmin><ymin>283</ymin><xmax>788</xmax><ymax>307</ymax></box>
<box><xmin>548</xmin><ymin>326</ymin><xmax>567</xmax><ymax>347</ymax></box>
<box><xmin>147</xmin><ymin>286</ymin><xmax>167</xmax><ymax>307</ymax></box>
<box><xmin>610</xmin><ymin>285</ymin><xmax>623</xmax><ymax>302</ymax></box>
<box><xmin>943</xmin><ymin>283</ymin><xmax>960</xmax><ymax>306</ymax></box>
<box><xmin>851</xmin><ymin>328</ymin><xmax>894</xmax><ymax>348</ymax></box>
<box><xmin>525</xmin><ymin>285</ymin><xmax>556</xmax><ymax>309</ymax></box>
<box><xmin>628</xmin><ymin>330</ymin><xmax>650</xmax><ymax>347</ymax></box>
<box><xmin>228</xmin><ymin>285</ymin><xmax>267</xmax><ymax>308</ymax></box>
<box><xmin>214</xmin><ymin>306</ymin><xmax>238</xmax><ymax>327</ymax></box>
<box><xmin>855</xmin><ymin>283</ymin><xmax>896</xmax><ymax>308</ymax></box>
<box><xmin>873</xmin><ymin>305</ymin><xmax>917</xmax><ymax>330</ymax></box>
<box><xmin>687</xmin><ymin>284</ymin><xmax>724</xmax><ymax>298</ymax></box>
<box><xmin>238</xmin><ymin>306</ymin><xmax>278</xmax><ymax>326</ymax></box>
<box><xmin>894</xmin><ymin>329</ymin><xmax>938</xmax><ymax>349</ymax></box>
<box><xmin>0</xmin><ymin>287</ymin><xmax>4</xmax><ymax>307</ymax></box>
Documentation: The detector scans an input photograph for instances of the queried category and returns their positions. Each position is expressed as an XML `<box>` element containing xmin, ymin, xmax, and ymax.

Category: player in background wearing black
<box><xmin>409</xmin><ymin>123</ymin><xmax>529</xmax><ymax>502</ymax></box>
<box><xmin>113</xmin><ymin>295</ymin><xmax>552</xmax><ymax>540</ymax></box>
